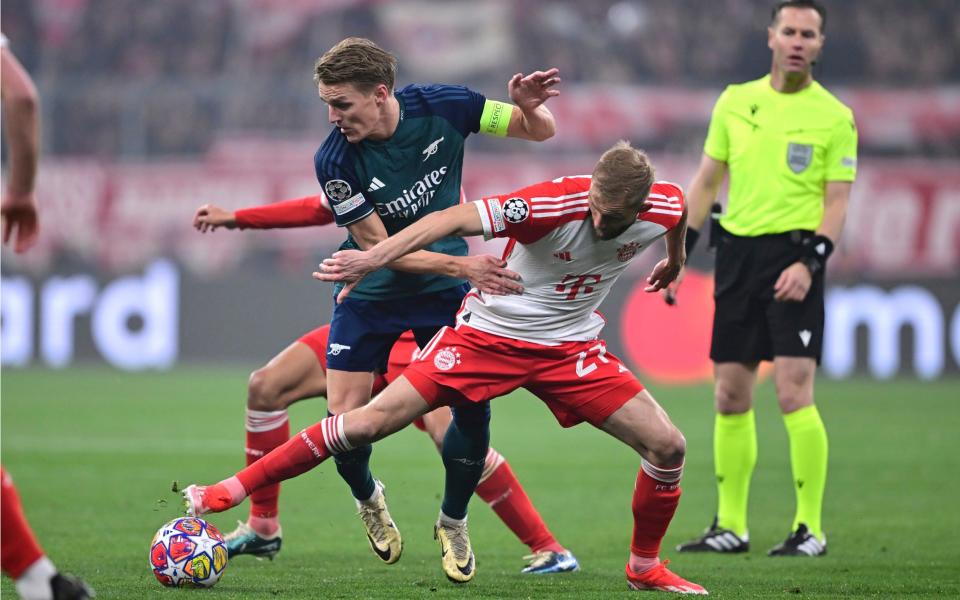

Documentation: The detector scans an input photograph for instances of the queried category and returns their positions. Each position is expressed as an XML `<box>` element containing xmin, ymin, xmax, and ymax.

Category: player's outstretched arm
<box><xmin>193</xmin><ymin>195</ymin><xmax>334</xmax><ymax>232</ymax></box>
<box><xmin>342</xmin><ymin>204</ymin><xmax>509</xmax><ymax>280</ymax></box>
<box><xmin>193</xmin><ymin>203</ymin><xmax>238</xmax><ymax>232</ymax></box>
<box><xmin>315</xmin><ymin>203</ymin><xmax>508</xmax><ymax>301</ymax></box>
<box><xmin>505</xmin><ymin>68</ymin><xmax>561</xmax><ymax>142</ymax></box>
<box><xmin>1</xmin><ymin>44</ymin><xmax>41</xmax><ymax>253</ymax></box>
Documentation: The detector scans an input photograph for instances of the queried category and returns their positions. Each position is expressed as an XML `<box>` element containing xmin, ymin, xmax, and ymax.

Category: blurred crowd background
<box><xmin>3</xmin><ymin>0</ymin><xmax>958</xmax><ymax>158</ymax></box>
<box><xmin>1</xmin><ymin>0</ymin><xmax>958</xmax><ymax>378</ymax></box>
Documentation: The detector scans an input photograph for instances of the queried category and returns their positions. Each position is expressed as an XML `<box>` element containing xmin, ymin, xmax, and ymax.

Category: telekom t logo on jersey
<box><xmin>556</xmin><ymin>274</ymin><xmax>601</xmax><ymax>300</ymax></box>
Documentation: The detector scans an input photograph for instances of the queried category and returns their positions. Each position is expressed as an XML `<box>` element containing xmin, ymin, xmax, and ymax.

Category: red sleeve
<box><xmin>474</xmin><ymin>176</ymin><xmax>591</xmax><ymax>244</ymax></box>
<box><xmin>234</xmin><ymin>195</ymin><xmax>335</xmax><ymax>229</ymax></box>
<box><xmin>639</xmin><ymin>182</ymin><xmax>685</xmax><ymax>230</ymax></box>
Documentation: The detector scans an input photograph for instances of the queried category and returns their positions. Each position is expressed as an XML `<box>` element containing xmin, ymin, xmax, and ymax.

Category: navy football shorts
<box><xmin>326</xmin><ymin>283</ymin><xmax>469</xmax><ymax>372</ymax></box>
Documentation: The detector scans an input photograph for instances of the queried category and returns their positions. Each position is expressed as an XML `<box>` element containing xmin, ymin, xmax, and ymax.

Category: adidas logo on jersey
<box><xmin>367</xmin><ymin>177</ymin><xmax>386</xmax><ymax>192</ymax></box>
<box><xmin>553</xmin><ymin>251</ymin><xmax>573</xmax><ymax>262</ymax></box>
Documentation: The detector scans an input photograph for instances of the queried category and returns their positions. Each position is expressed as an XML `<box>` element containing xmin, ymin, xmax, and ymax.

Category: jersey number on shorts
<box><xmin>576</xmin><ymin>343</ymin><xmax>609</xmax><ymax>378</ymax></box>
<box><xmin>556</xmin><ymin>274</ymin><xmax>602</xmax><ymax>300</ymax></box>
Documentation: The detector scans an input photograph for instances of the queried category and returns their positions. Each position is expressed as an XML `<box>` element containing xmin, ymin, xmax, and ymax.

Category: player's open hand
<box><xmin>1</xmin><ymin>190</ymin><xmax>39</xmax><ymax>253</ymax></box>
<box><xmin>644</xmin><ymin>258</ymin><xmax>683</xmax><ymax>293</ymax></box>
<box><xmin>508</xmin><ymin>68</ymin><xmax>561</xmax><ymax>111</ymax></box>
<box><xmin>315</xmin><ymin>248</ymin><xmax>378</xmax><ymax>282</ymax></box>
<box><xmin>313</xmin><ymin>249</ymin><xmax>380</xmax><ymax>302</ymax></box>
<box><xmin>193</xmin><ymin>204</ymin><xmax>237</xmax><ymax>232</ymax></box>
<box><xmin>660</xmin><ymin>265</ymin><xmax>686</xmax><ymax>305</ymax></box>
<box><xmin>461</xmin><ymin>255</ymin><xmax>523</xmax><ymax>296</ymax></box>
<box><xmin>773</xmin><ymin>261</ymin><xmax>812</xmax><ymax>302</ymax></box>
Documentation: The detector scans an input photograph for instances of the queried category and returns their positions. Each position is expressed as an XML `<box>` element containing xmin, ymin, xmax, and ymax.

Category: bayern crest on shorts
<box><xmin>434</xmin><ymin>347</ymin><xmax>462</xmax><ymax>371</ymax></box>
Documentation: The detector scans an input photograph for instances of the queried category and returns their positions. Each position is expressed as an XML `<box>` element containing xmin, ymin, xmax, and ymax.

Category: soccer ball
<box><xmin>149</xmin><ymin>517</ymin><xmax>228</xmax><ymax>588</ymax></box>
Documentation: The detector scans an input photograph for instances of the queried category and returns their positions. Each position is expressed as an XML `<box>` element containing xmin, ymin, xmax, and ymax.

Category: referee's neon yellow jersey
<box><xmin>704</xmin><ymin>74</ymin><xmax>857</xmax><ymax>237</ymax></box>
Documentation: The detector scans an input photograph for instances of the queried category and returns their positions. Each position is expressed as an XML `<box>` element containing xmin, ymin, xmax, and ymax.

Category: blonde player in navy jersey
<box><xmin>284</xmin><ymin>37</ymin><xmax>562</xmax><ymax>577</ymax></box>
<box><xmin>184</xmin><ymin>141</ymin><xmax>708</xmax><ymax>594</ymax></box>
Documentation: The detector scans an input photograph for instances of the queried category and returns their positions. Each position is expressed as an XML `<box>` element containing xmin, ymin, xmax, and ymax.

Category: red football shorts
<box><xmin>298</xmin><ymin>324</ymin><xmax>332</xmax><ymax>370</ymax></box>
<box><xmin>403</xmin><ymin>325</ymin><xmax>644</xmax><ymax>428</ymax></box>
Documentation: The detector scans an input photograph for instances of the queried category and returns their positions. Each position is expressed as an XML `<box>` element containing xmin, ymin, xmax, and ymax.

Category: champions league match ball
<box><xmin>149</xmin><ymin>517</ymin><xmax>229</xmax><ymax>588</ymax></box>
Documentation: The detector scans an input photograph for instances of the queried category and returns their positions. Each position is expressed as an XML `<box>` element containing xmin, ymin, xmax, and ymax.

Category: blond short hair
<box><xmin>313</xmin><ymin>37</ymin><xmax>397</xmax><ymax>92</ymax></box>
<box><xmin>592</xmin><ymin>140</ymin><xmax>655</xmax><ymax>208</ymax></box>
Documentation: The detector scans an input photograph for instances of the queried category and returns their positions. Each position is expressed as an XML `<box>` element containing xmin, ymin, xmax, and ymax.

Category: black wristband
<box><xmin>685</xmin><ymin>227</ymin><xmax>701</xmax><ymax>256</ymax></box>
<box><xmin>801</xmin><ymin>234</ymin><xmax>834</xmax><ymax>275</ymax></box>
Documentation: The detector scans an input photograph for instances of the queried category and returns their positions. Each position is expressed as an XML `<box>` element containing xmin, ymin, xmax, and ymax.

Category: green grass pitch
<box><xmin>2</xmin><ymin>368</ymin><xmax>958</xmax><ymax>598</ymax></box>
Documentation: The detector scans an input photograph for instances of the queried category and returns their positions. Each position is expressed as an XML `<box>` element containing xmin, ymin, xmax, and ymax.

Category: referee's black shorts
<box><xmin>710</xmin><ymin>226</ymin><xmax>825</xmax><ymax>364</ymax></box>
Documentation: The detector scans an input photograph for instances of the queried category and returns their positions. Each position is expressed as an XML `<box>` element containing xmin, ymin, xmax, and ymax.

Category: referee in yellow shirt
<box><xmin>670</xmin><ymin>0</ymin><xmax>856</xmax><ymax>557</ymax></box>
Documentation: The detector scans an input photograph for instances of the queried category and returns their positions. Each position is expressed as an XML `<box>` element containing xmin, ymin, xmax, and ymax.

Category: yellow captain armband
<box><xmin>479</xmin><ymin>100</ymin><xmax>512</xmax><ymax>137</ymax></box>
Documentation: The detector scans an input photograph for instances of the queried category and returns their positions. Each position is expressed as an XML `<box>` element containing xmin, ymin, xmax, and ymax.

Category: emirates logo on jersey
<box><xmin>433</xmin><ymin>347</ymin><xmax>462</xmax><ymax>371</ymax></box>
<box><xmin>617</xmin><ymin>242</ymin><xmax>641</xmax><ymax>262</ymax></box>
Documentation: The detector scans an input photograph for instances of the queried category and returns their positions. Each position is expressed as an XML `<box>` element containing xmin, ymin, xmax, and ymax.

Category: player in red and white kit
<box><xmin>1</xmin><ymin>33</ymin><xmax>94</xmax><ymax>600</ymax></box>
<box><xmin>191</xmin><ymin>195</ymin><xmax>579</xmax><ymax>574</ymax></box>
<box><xmin>183</xmin><ymin>141</ymin><xmax>706</xmax><ymax>593</ymax></box>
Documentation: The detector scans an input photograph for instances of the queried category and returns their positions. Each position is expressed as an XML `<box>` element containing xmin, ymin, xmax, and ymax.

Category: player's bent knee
<box><xmin>247</xmin><ymin>367</ymin><xmax>285</xmax><ymax>411</ymax></box>
<box><xmin>648</xmin><ymin>428</ymin><xmax>687</xmax><ymax>468</ymax></box>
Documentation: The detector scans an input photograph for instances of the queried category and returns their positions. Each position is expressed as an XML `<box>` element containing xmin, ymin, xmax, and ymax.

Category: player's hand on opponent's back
<box><xmin>315</xmin><ymin>251</ymin><xmax>524</xmax><ymax>304</ymax></box>
<box><xmin>508</xmin><ymin>68</ymin><xmax>561</xmax><ymax>110</ymax></box>
<box><xmin>314</xmin><ymin>249</ymin><xmax>377</xmax><ymax>303</ymax></box>
<box><xmin>459</xmin><ymin>254</ymin><xmax>523</xmax><ymax>297</ymax></box>
<box><xmin>316</xmin><ymin>249</ymin><xmax>378</xmax><ymax>283</ymax></box>
<box><xmin>1</xmin><ymin>189</ymin><xmax>39</xmax><ymax>253</ymax></box>
<box><xmin>193</xmin><ymin>203</ymin><xmax>237</xmax><ymax>232</ymax></box>
<box><xmin>773</xmin><ymin>261</ymin><xmax>812</xmax><ymax>302</ymax></box>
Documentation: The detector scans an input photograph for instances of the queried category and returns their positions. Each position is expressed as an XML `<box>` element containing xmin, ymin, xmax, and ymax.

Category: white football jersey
<box><xmin>463</xmin><ymin>175</ymin><xmax>684</xmax><ymax>344</ymax></box>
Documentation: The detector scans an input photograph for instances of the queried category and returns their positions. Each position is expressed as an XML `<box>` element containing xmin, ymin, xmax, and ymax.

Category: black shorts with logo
<box><xmin>710</xmin><ymin>227</ymin><xmax>825</xmax><ymax>364</ymax></box>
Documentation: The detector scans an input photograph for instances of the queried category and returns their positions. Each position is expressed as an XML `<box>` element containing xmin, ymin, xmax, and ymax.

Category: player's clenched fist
<box><xmin>193</xmin><ymin>203</ymin><xmax>237</xmax><ymax>232</ymax></box>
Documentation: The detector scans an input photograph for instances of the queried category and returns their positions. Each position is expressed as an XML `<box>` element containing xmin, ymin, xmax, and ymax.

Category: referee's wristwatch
<box><xmin>800</xmin><ymin>234</ymin><xmax>834</xmax><ymax>276</ymax></box>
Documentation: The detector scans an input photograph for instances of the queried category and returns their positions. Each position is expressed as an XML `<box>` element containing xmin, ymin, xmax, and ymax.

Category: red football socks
<box><xmin>475</xmin><ymin>454</ymin><xmax>563</xmax><ymax>554</ymax></box>
<box><xmin>630</xmin><ymin>461</ymin><xmax>683</xmax><ymax>558</ymax></box>
<box><xmin>233</xmin><ymin>419</ymin><xmax>335</xmax><ymax>498</ymax></box>
<box><xmin>0</xmin><ymin>467</ymin><xmax>45</xmax><ymax>579</ymax></box>
<box><xmin>244</xmin><ymin>409</ymin><xmax>290</xmax><ymax>521</ymax></box>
